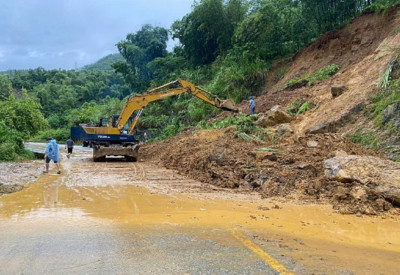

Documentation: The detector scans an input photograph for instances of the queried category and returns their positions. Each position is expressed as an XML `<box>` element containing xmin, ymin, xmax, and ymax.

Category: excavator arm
<box><xmin>77</xmin><ymin>79</ymin><xmax>237</xmax><ymax>162</ymax></box>
<box><xmin>115</xmin><ymin>79</ymin><xmax>237</xmax><ymax>134</ymax></box>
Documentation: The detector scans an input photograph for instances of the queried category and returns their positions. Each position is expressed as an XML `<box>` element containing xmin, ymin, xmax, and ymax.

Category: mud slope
<box><xmin>256</xmin><ymin>6</ymin><xmax>400</xmax><ymax>135</ymax></box>
<box><xmin>142</xmin><ymin>128</ymin><xmax>399</xmax><ymax>215</ymax></box>
<box><xmin>142</xmin><ymin>7</ymin><xmax>400</xmax><ymax>215</ymax></box>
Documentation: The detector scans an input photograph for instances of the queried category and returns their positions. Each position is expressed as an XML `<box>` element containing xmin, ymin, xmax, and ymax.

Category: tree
<box><xmin>113</xmin><ymin>24</ymin><xmax>169</xmax><ymax>91</ymax></box>
<box><xmin>0</xmin><ymin>91</ymin><xmax>47</xmax><ymax>137</ymax></box>
<box><xmin>172</xmin><ymin>0</ymin><xmax>248</xmax><ymax>66</ymax></box>
<box><xmin>0</xmin><ymin>75</ymin><xmax>13</xmax><ymax>100</ymax></box>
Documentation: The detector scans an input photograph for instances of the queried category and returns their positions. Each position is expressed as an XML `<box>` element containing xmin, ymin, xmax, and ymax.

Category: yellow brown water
<box><xmin>1</xmin><ymin>145</ymin><xmax>399</xmax><ymax>274</ymax></box>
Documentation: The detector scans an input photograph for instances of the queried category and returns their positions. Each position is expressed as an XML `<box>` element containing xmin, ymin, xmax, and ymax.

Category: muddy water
<box><xmin>1</xmin><ymin>144</ymin><xmax>399</xmax><ymax>274</ymax></box>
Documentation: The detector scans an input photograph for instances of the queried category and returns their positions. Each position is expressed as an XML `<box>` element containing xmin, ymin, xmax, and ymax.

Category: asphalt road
<box><xmin>0</xmin><ymin>143</ymin><xmax>398</xmax><ymax>274</ymax></box>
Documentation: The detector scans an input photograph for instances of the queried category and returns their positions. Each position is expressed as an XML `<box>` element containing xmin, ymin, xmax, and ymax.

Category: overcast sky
<box><xmin>0</xmin><ymin>0</ymin><xmax>193</xmax><ymax>71</ymax></box>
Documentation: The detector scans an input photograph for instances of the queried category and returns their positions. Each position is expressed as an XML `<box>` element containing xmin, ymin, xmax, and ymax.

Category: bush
<box><xmin>200</xmin><ymin>113</ymin><xmax>259</xmax><ymax>134</ymax></box>
<box><xmin>32</xmin><ymin>128</ymin><xmax>70</xmax><ymax>143</ymax></box>
<box><xmin>0</xmin><ymin>142</ymin><xmax>19</xmax><ymax>161</ymax></box>
<box><xmin>286</xmin><ymin>98</ymin><xmax>314</xmax><ymax>116</ymax></box>
<box><xmin>285</xmin><ymin>64</ymin><xmax>340</xmax><ymax>88</ymax></box>
<box><xmin>348</xmin><ymin>130</ymin><xmax>378</xmax><ymax>150</ymax></box>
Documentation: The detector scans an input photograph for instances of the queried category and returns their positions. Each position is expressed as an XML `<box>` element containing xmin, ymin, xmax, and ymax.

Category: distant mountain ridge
<box><xmin>81</xmin><ymin>53</ymin><xmax>124</xmax><ymax>71</ymax></box>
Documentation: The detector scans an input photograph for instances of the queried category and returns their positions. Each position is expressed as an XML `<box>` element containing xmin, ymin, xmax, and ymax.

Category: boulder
<box><xmin>256</xmin><ymin>105</ymin><xmax>293</xmax><ymax>127</ymax></box>
<box><xmin>331</xmin><ymin>84</ymin><xmax>347</xmax><ymax>98</ymax></box>
<box><xmin>324</xmin><ymin>155</ymin><xmax>400</xmax><ymax>206</ymax></box>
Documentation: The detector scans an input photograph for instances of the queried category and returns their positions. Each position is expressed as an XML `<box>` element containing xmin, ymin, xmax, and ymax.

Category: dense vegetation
<box><xmin>1</xmin><ymin>0</ymin><xmax>399</xmax><ymax>161</ymax></box>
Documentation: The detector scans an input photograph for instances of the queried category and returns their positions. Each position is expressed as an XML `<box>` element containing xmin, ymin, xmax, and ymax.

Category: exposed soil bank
<box><xmin>141</xmin><ymin>128</ymin><xmax>399</xmax><ymax>215</ymax></box>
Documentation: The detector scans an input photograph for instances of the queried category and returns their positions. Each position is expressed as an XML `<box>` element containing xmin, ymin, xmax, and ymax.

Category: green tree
<box><xmin>0</xmin><ymin>91</ymin><xmax>47</xmax><ymax>137</ymax></box>
<box><xmin>0</xmin><ymin>75</ymin><xmax>13</xmax><ymax>100</ymax></box>
<box><xmin>113</xmin><ymin>24</ymin><xmax>169</xmax><ymax>91</ymax></box>
<box><xmin>172</xmin><ymin>0</ymin><xmax>248</xmax><ymax>66</ymax></box>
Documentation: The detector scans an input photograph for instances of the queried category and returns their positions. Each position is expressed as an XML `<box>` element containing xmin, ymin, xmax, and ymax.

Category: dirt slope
<box><xmin>142</xmin><ymin>7</ymin><xmax>400</xmax><ymax>215</ymax></box>
<box><xmin>257</xmin><ymin>7</ymin><xmax>400</xmax><ymax>136</ymax></box>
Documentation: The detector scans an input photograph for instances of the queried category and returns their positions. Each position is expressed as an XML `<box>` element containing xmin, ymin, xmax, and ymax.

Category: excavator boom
<box><xmin>115</xmin><ymin>79</ymin><xmax>237</xmax><ymax>133</ymax></box>
<box><xmin>74</xmin><ymin>80</ymin><xmax>237</xmax><ymax>161</ymax></box>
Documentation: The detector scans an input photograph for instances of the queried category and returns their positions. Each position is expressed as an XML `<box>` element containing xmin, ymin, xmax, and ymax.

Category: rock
<box><xmin>256</xmin><ymin>105</ymin><xmax>293</xmax><ymax>127</ymax></box>
<box><xmin>382</xmin><ymin>101</ymin><xmax>400</xmax><ymax>128</ymax></box>
<box><xmin>277</xmin><ymin>124</ymin><xmax>294</xmax><ymax>136</ymax></box>
<box><xmin>324</xmin><ymin>155</ymin><xmax>400</xmax><ymax>206</ymax></box>
<box><xmin>307</xmin><ymin>140</ymin><xmax>319</xmax><ymax>148</ymax></box>
<box><xmin>306</xmin><ymin>103</ymin><xmax>364</xmax><ymax>134</ymax></box>
<box><xmin>331</xmin><ymin>84</ymin><xmax>347</xmax><ymax>98</ymax></box>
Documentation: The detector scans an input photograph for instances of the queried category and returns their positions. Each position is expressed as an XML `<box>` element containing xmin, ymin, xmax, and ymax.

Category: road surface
<box><xmin>0</xmin><ymin>144</ymin><xmax>399</xmax><ymax>274</ymax></box>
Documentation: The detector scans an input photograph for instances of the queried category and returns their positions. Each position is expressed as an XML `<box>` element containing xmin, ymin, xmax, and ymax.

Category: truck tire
<box><xmin>93</xmin><ymin>156</ymin><xmax>106</xmax><ymax>162</ymax></box>
<box><xmin>126</xmin><ymin>156</ymin><xmax>137</xmax><ymax>162</ymax></box>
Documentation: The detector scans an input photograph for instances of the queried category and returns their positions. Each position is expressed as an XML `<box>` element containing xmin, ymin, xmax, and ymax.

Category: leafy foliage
<box><xmin>285</xmin><ymin>65</ymin><xmax>340</xmax><ymax>88</ymax></box>
<box><xmin>172</xmin><ymin>0</ymin><xmax>247</xmax><ymax>66</ymax></box>
<box><xmin>199</xmin><ymin>113</ymin><xmax>259</xmax><ymax>134</ymax></box>
<box><xmin>0</xmin><ymin>94</ymin><xmax>46</xmax><ymax>161</ymax></box>
<box><xmin>32</xmin><ymin>128</ymin><xmax>70</xmax><ymax>143</ymax></box>
<box><xmin>2</xmin><ymin>0</ymin><xmax>400</xmax><ymax>161</ymax></box>
<box><xmin>113</xmin><ymin>25</ymin><xmax>169</xmax><ymax>90</ymax></box>
<box><xmin>0</xmin><ymin>93</ymin><xmax>47</xmax><ymax>136</ymax></box>
<box><xmin>348</xmin><ymin>129</ymin><xmax>378</xmax><ymax>150</ymax></box>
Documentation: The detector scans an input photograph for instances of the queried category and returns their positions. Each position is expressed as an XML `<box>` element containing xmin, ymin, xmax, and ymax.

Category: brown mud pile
<box><xmin>141</xmin><ymin>129</ymin><xmax>397</xmax><ymax>215</ymax></box>
<box><xmin>142</xmin><ymin>7</ymin><xmax>400</xmax><ymax>216</ymax></box>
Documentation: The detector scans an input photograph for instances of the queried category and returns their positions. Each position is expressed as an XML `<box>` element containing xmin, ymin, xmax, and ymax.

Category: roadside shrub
<box><xmin>32</xmin><ymin>128</ymin><xmax>70</xmax><ymax>143</ymax></box>
<box><xmin>0</xmin><ymin>142</ymin><xmax>19</xmax><ymax>161</ymax></box>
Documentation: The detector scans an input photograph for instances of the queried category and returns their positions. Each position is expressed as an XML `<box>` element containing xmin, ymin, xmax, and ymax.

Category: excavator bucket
<box><xmin>218</xmin><ymin>99</ymin><xmax>238</xmax><ymax>112</ymax></box>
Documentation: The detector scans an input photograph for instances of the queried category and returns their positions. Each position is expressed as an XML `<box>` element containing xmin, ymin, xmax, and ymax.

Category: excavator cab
<box><xmin>98</xmin><ymin>115</ymin><xmax>134</xmax><ymax>133</ymax></box>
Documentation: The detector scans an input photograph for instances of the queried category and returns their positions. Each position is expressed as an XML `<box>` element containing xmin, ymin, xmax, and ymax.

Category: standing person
<box><xmin>249</xmin><ymin>96</ymin><xmax>256</xmax><ymax>115</ymax></box>
<box><xmin>66</xmin><ymin>137</ymin><xmax>74</xmax><ymax>159</ymax></box>
<box><xmin>44</xmin><ymin>137</ymin><xmax>61</xmax><ymax>174</ymax></box>
<box><xmin>143</xmin><ymin>131</ymin><xmax>148</xmax><ymax>142</ymax></box>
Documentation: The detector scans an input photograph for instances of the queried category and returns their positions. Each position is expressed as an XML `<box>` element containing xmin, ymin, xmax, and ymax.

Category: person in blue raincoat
<box><xmin>249</xmin><ymin>96</ymin><xmax>256</xmax><ymax>115</ymax></box>
<box><xmin>44</xmin><ymin>137</ymin><xmax>61</xmax><ymax>174</ymax></box>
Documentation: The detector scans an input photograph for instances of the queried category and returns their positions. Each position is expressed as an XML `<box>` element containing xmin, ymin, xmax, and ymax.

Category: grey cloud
<box><xmin>0</xmin><ymin>0</ymin><xmax>192</xmax><ymax>70</ymax></box>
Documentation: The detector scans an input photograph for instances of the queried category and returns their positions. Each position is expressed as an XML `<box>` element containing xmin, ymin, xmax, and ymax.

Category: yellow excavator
<box><xmin>71</xmin><ymin>79</ymin><xmax>237</xmax><ymax>162</ymax></box>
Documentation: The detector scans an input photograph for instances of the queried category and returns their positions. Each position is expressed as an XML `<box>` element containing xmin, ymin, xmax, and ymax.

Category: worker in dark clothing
<box><xmin>249</xmin><ymin>96</ymin><xmax>256</xmax><ymax>115</ymax></box>
<box><xmin>66</xmin><ymin>137</ymin><xmax>74</xmax><ymax>159</ymax></box>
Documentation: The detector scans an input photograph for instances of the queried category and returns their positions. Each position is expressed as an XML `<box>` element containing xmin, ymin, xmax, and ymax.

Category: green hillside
<box><xmin>81</xmin><ymin>53</ymin><xmax>124</xmax><ymax>71</ymax></box>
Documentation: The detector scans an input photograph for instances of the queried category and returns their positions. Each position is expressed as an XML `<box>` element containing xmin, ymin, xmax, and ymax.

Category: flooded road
<box><xmin>1</xmin><ymin>144</ymin><xmax>399</xmax><ymax>274</ymax></box>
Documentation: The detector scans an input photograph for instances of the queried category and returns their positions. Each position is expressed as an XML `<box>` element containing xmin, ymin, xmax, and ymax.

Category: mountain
<box><xmin>81</xmin><ymin>53</ymin><xmax>124</xmax><ymax>71</ymax></box>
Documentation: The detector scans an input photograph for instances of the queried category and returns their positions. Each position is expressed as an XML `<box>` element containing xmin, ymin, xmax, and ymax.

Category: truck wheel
<box><xmin>93</xmin><ymin>156</ymin><xmax>106</xmax><ymax>162</ymax></box>
<box><xmin>126</xmin><ymin>156</ymin><xmax>137</xmax><ymax>162</ymax></box>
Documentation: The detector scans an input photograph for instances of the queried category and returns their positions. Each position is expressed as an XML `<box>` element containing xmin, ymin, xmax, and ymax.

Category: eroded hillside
<box><xmin>142</xmin><ymin>7</ymin><xmax>400</xmax><ymax>216</ymax></box>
